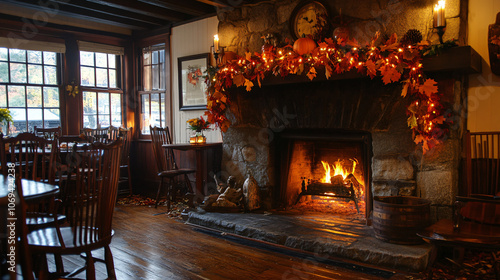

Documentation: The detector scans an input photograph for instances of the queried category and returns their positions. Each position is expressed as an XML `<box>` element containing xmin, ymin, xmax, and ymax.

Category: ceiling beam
<box><xmin>138</xmin><ymin>0</ymin><xmax>215</xmax><ymax>17</ymax></box>
<box><xmin>87</xmin><ymin>0</ymin><xmax>190</xmax><ymax>22</ymax></box>
<box><xmin>3</xmin><ymin>0</ymin><xmax>156</xmax><ymax>30</ymax></box>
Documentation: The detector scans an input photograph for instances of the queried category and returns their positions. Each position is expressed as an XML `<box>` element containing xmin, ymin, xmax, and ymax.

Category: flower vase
<box><xmin>190</xmin><ymin>130</ymin><xmax>206</xmax><ymax>144</ymax></box>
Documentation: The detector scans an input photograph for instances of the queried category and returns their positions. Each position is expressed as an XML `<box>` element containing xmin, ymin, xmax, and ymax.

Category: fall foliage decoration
<box><xmin>204</xmin><ymin>33</ymin><xmax>453</xmax><ymax>153</ymax></box>
<box><xmin>66</xmin><ymin>81</ymin><xmax>79</xmax><ymax>97</ymax></box>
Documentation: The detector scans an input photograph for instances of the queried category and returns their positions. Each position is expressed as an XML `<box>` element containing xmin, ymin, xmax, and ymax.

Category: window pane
<box><xmin>0</xmin><ymin>85</ymin><xmax>6</xmax><ymax>107</ymax></box>
<box><xmin>83</xmin><ymin>92</ymin><xmax>96</xmax><ymax>114</ymax></box>
<box><xmin>27</xmin><ymin>86</ymin><xmax>42</xmax><ymax>107</ymax></box>
<box><xmin>109</xmin><ymin>69</ymin><xmax>116</xmax><ymax>88</ymax></box>
<box><xmin>28</xmin><ymin>51</ymin><xmax>42</xmax><ymax>64</ymax></box>
<box><xmin>159</xmin><ymin>50</ymin><xmax>165</xmax><ymax>63</ymax></box>
<box><xmin>10</xmin><ymin>108</ymin><xmax>26</xmax><ymax>133</ymax></box>
<box><xmin>111</xmin><ymin>93</ymin><xmax>121</xmax><ymax>126</ymax></box>
<box><xmin>81</xmin><ymin>66</ymin><xmax>95</xmax><ymax>86</ymax></box>
<box><xmin>0</xmin><ymin>62</ymin><xmax>8</xmax><ymax>82</ymax></box>
<box><xmin>27</xmin><ymin>108</ymin><xmax>43</xmax><ymax>131</ymax></box>
<box><xmin>141</xmin><ymin>94</ymin><xmax>150</xmax><ymax>134</ymax></box>
<box><xmin>96</xmin><ymin>53</ymin><xmax>107</xmax><ymax>68</ymax></box>
<box><xmin>45</xmin><ymin>108</ymin><xmax>60</xmax><ymax>128</ymax></box>
<box><xmin>98</xmin><ymin>92</ymin><xmax>109</xmax><ymax>114</ymax></box>
<box><xmin>10</xmin><ymin>63</ymin><xmax>27</xmax><ymax>83</ymax></box>
<box><xmin>108</xmin><ymin>54</ymin><xmax>116</xmax><ymax>69</ymax></box>
<box><xmin>151</xmin><ymin>93</ymin><xmax>160</xmax><ymax>128</ymax></box>
<box><xmin>44</xmin><ymin>66</ymin><xmax>57</xmax><ymax>85</ymax></box>
<box><xmin>143</xmin><ymin>51</ymin><xmax>150</xmax><ymax>65</ymax></box>
<box><xmin>43</xmin><ymin>87</ymin><xmax>59</xmax><ymax>107</ymax></box>
<box><xmin>43</xmin><ymin>52</ymin><xmax>56</xmax><ymax>65</ymax></box>
<box><xmin>0</xmin><ymin>48</ymin><xmax>7</xmax><ymax>61</ymax></box>
<box><xmin>152</xmin><ymin>50</ymin><xmax>158</xmax><ymax>64</ymax></box>
<box><xmin>9</xmin><ymin>49</ymin><xmax>26</xmax><ymax>62</ymax></box>
<box><xmin>159</xmin><ymin>62</ymin><xmax>165</xmax><ymax>90</ymax></box>
<box><xmin>96</xmin><ymin>68</ymin><xmax>108</xmax><ymax>87</ymax></box>
<box><xmin>160</xmin><ymin>93</ymin><xmax>165</xmax><ymax>127</ymax></box>
<box><xmin>80</xmin><ymin>51</ymin><xmax>94</xmax><ymax>66</ymax></box>
<box><xmin>143</xmin><ymin>65</ymin><xmax>151</xmax><ymax>91</ymax></box>
<box><xmin>152</xmin><ymin>64</ymin><xmax>159</xmax><ymax>90</ymax></box>
<box><xmin>8</xmin><ymin>85</ymin><xmax>25</xmax><ymax>107</ymax></box>
<box><xmin>99</xmin><ymin>114</ymin><xmax>110</xmax><ymax>127</ymax></box>
<box><xmin>28</xmin><ymin>64</ymin><xmax>43</xmax><ymax>84</ymax></box>
<box><xmin>83</xmin><ymin>91</ymin><xmax>97</xmax><ymax>128</ymax></box>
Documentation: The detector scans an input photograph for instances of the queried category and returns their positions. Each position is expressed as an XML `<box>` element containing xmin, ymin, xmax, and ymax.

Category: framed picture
<box><xmin>178</xmin><ymin>53</ymin><xmax>209</xmax><ymax>110</ymax></box>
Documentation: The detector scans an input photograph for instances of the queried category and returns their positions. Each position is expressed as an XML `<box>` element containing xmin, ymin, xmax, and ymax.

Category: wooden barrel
<box><xmin>372</xmin><ymin>196</ymin><xmax>431</xmax><ymax>245</ymax></box>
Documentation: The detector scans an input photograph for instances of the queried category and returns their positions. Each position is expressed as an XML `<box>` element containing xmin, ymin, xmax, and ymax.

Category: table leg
<box><xmin>195</xmin><ymin>149</ymin><xmax>204</xmax><ymax>196</ymax></box>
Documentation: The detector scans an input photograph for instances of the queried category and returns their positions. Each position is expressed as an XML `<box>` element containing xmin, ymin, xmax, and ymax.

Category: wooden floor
<box><xmin>42</xmin><ymin>205</ymin><xmax>419</xmax><ymax>280</ymax></box>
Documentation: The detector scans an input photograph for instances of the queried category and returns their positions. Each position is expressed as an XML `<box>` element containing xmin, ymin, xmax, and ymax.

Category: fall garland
<box><xmin>205</xmin><ymin>34</ymin><xmax>455</xmax><ymax>153</ymax></box>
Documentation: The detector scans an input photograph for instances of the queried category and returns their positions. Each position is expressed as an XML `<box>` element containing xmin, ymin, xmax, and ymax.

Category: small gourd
<box><xmin>293</xmin><ymin>36</ymin><xmax>316</xmax><ymax>55</ymax></box>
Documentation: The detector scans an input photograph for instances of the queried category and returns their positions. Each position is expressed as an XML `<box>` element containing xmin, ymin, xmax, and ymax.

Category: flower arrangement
<box><xmin>0</xmin><ymin>108</ymin><xmax>12</xmax><ymax>135</ymax></box>
<box><xmin>187</xmin><ymin>116</ymin><xmax>210</xmax><ymax>132</ymax></box>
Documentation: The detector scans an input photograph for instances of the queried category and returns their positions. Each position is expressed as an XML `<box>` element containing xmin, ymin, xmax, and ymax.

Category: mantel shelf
<box><xmin>260</xmin><ymin>46</ymin><xmax>481</xmax><ymax>87</ymax></box>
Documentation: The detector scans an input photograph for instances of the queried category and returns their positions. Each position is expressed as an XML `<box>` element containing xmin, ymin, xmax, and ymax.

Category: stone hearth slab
<box><xmin>185</xmin><ymin>210</ymin><xmax>431</xmax><ymax>272</ymax></box>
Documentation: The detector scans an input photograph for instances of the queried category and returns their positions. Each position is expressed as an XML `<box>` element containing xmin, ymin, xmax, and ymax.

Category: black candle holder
<box><xmin>436</xmin><ymin>26</ymin><xmax>445</xmax><ymax>44</ymax></box>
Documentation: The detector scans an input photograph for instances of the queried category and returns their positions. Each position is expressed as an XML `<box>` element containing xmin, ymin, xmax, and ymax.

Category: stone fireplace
<box><xmin>216</xmin><ymin>0</ymin><xmax>470</xmax><ymax>220</ymax></box>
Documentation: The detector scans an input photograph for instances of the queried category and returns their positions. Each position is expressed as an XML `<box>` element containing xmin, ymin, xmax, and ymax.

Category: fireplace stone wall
<box><xmin>216</xmin><ymin>0</ymin><xmax>468</xmax><ymax>219</ymax></box>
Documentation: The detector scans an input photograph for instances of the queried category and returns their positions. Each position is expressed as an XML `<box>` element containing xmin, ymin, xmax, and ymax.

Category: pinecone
<box><xmin>401</xmin><ymin>29</ymin><xmax>423</xmax><ymax>45</ymax></box>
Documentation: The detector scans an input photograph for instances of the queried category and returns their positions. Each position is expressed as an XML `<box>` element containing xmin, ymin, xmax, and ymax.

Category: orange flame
<box><xmin>321</xmin><ymin>159</ymin><xmax>357</xmax><ymax>183</ymax></box>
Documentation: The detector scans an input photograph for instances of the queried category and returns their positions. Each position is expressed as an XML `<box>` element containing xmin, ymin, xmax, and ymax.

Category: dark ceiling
<box><xmin>1</xmin><ymin>0</ymin><xmax>259</xmax><ymax>35</ymax></box>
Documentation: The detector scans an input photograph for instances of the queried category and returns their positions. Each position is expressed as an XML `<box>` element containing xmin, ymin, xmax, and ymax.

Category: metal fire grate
<box><xmin>295</xmin><ymin>175</ymin><xmax>360</xmax><ymax>213</ymax></box>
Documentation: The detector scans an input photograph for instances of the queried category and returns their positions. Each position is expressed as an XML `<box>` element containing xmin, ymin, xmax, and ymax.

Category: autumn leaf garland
<box><xmin>205</xmin><ymin>35</ymin><xmax>453</xmax><ymax>154</ymax></box>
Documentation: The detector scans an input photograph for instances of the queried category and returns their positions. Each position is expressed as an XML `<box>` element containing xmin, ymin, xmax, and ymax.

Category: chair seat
<box><xmin>26</xmin><ymin>214</ymin><xmax>66</xmax><ymax>230</ymax></box>
<box><xmin>27</xmin><ymin>226</ymin><xmax>114</xmax><ymax>254</ymax></box>
<box><xmin>158</xmin><ymin>168</ymin><xmax>196</xmax><ymax>177</ymax></box>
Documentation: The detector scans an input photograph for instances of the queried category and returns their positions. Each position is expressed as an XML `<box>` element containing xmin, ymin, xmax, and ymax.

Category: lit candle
<box><xmin>433</xmin><ymin>1</ymin><xmax>446</xmax><ymax>27</ymax></box>
<box><xmin>214</xmin><ymin>34</ymin><xmax>219</xmax><ymax>51</ymax></box>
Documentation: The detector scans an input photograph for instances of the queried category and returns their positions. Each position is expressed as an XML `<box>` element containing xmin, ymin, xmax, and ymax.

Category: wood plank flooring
<box><xmin>43</xmin><ymin>205</ymin><xmax>419</xmax><ymax>280</ymax></box>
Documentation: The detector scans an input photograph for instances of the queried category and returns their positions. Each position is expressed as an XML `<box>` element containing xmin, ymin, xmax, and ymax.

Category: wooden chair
<box><xmin>27</xmin><ymin>139</ymin><xmax>122</xmax><ymax>279</ymax></box>
<box><xmin>418</xmin><ymin>195</ymin><xmax>500</xmax><ymax>279</ymax></box>
<box><xmin>0</xmin><ymin>132</ymin><xmax>63</xmax><ymax>231</ymax></box>
<box><xmin>81</xmin><ymin>127</ymin><xmax>110</xmax><ymax>143</ymax></box>
<box><xmin>33</xmin><ymin>126</ymin><xmax>62</xmax><ymax>141</ymax></box>
<box><xmin>113</xmin><ymin>127</ymin><xmax>133</xmax><ymax>195</ymax></box>
<box><xmin>463</xmin><ymin>131</ymin><xmax>500</xmax><ymax>196</ymax></box>
<box><xmin>150</xmin><ymin>126</ymin><xmax>195</xmax><ymax>209</ymax></box>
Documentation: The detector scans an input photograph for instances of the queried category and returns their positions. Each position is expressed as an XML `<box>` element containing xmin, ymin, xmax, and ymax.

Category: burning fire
<box><xmin>321</xmin><ymin>159</ymin><xmax>357</xmax><ymax>183</ymax></box>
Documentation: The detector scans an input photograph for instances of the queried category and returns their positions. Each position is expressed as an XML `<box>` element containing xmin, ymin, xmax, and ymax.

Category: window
<box><xmin>80</xmin><ymin>50</ymin><xmax>122</xmax><ymax>128</ymax></box>
<box><xmin>139</xmin><ymin>44</ymin><xmax>166</xmax><ymax>134</ymax></box>
<box><xmin>0</xmin><ymin>47</ymin><xmax>60</xmax><ymax>133</ymax></box>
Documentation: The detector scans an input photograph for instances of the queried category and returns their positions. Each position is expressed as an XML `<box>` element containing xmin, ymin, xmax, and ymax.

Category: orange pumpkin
<box><xmin>293</xmin><ymin>37</ymin><xmax>316</xmax><ymax>55</ymax></box>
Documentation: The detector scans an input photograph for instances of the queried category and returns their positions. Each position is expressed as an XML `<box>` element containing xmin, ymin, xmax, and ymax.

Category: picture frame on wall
<box><xmin>178</xmin><ymin>53</ymin><xmax>209</xmax><ymax>110</ymax></box>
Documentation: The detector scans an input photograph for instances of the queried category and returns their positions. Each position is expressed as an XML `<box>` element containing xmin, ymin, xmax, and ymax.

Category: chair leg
<box><xmin>127</xmin><ymin>164</ymin><xmax>133</xmax><ymax>195</ymax></box>
<box><xmin>166</xmin><ymin>178</ymin><xmax>172</xmax><ymax>211</ymax></box>
<box><xmin>104</xmin><ymin>245</ymin><xmax>116</xmax><ymax>280</ymax></box>
<box><xmin>155</xmin><ymin>177</ymin><xmax>164</xmax><ymax>209</ymax></box>
<box><xmin>85</xmin><ymin>251</ymin><xmax>96</xmax><ymax>280</ymax></box>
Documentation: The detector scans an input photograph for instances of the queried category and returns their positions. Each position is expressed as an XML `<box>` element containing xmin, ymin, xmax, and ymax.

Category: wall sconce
<box><xmin>213</xmin><ymin>34</ymin><xmax>225</xmax><ymax>65</ymax></box>
<box><xmin>433</xmin><ymin>0</ymin><xmax>446</xmax><ymax>44</ymax></box>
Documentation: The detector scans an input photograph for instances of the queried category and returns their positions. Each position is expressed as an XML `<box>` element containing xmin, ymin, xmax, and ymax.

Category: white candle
<box><xmin>434</xmin><ymin>1</ymin><xmax>446</xmax><ymax>27</ymax></box>
<box><xmin>214</xmin><ymin>34</ymin><xmax>219</xmax><ymax>51</ymax></box>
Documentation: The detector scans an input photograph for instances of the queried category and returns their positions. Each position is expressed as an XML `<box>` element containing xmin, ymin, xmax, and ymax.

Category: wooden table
<box><xmin>0</xmin><ymin>174</ymin><xmax>59</xmax><ymax>201</ymax></box>
<box><xmin>163</xmin><ymin>142</ymin><xmax>222</xmax><ymax>196</ymax></box>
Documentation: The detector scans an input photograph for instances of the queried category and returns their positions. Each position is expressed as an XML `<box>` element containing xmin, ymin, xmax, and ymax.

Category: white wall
<box><xmin>170</xmin><ymin>16</ymin><xmax>222</xmax><ymax>143</ymax></box>
<box><xmin>468</xmin><ymin>1</ymin><xmax>500</xmax><ymax>132</ymax></box>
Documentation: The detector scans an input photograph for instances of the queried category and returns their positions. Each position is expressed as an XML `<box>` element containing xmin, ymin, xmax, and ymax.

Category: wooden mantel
<box><xmin>261</xmin><ymin>46</ymin><xmax>481</xmax><ymax>87</ymax></box>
